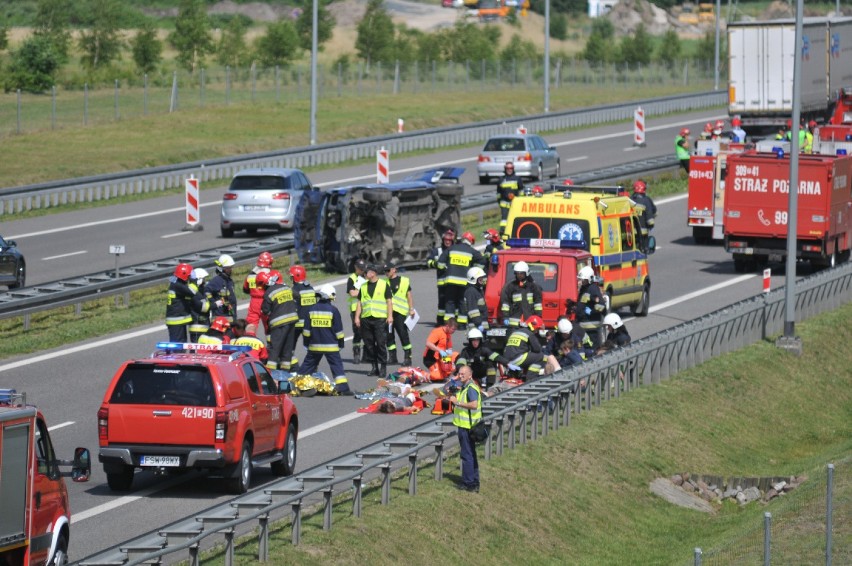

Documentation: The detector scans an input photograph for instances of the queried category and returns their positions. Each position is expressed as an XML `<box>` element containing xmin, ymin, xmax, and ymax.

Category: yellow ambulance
<box><xmin>502</xmin><ymin>185</ymin><xmax>656</xmax><ymax>316</ymax></box>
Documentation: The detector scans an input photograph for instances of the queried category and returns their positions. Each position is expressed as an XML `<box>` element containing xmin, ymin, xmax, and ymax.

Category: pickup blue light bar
<box><xmin>155</xmin><ymin>342</ymin><xmax>253</xmax><ymax>353</ymax></box>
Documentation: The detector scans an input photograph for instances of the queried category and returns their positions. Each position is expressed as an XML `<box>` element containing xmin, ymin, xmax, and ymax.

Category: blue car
<box><xmin>0</xmin><ymin>235</ymin><xmax>25</xmax><ymax>289</ymax></box>
<box><xmin>294</xmin><ymin>168</ymin><xmax>465</xmax><ymax>273</ymax></box>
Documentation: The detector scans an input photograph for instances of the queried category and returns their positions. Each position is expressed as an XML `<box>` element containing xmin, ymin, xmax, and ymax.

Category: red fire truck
<box><xmin>687</xmin><ymin>140</ymin><xmax>746</xmax><ymax>244</ymax></box>
<box><xmin>723</xmin><ymin>151</ymin><xmax>852</xmax><ymax>271</ymax></box>
<box><xmin>0</xmin><ymin>390</ymin><xmax>90</xmax><ymax>566</ymax></box>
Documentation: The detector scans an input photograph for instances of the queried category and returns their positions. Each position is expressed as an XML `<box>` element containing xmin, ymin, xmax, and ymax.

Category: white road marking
<box><xmin>623</xmin><ymin>146</ymin><xmax>639</xmax><ymax>151</ymax></box>
<box><xmin>71</xmin><ymin>474</ymin><xmax>193</xmax><ymax>524</ymax></box>
<box><xmin>648</xmin><ymin>274</ymin><xmax>756</xmax><ymax>313</ymax></box>
<box><xmin>563</xmin><ymin>156</ymin><xmax>587</xmax><ymax>162</ymax></box>
<box><xmin>161</xmin><ymin>232</ymin><xmax>192</xmax><ymax>239</ymax></box>
<box><xmin>47</xmin><ymin>421</ymin><xmax>74</xmax><ymax>431</ymax></box>
<box><xmin>9</xmin><ymin>115</ymin><xmax>722</xmax><ymax>241</ymax></box>
<box><xmin>43</xmin><ymin>251</ymin><xmax>87</xmax><ymax>261</ymax></box>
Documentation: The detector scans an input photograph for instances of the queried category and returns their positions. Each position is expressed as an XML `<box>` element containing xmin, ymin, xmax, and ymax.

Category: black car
<box><xmin>0</xmin><ymin>236</ymin><xmax>25</xmax><ymax>289</ymax></box>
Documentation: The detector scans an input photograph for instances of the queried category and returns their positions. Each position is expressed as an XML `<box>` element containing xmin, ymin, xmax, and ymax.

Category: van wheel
<box><xmin>227</xmin><ymin>440</ymin><xmax>252</xmax><ymax>494</ymax></box>
<box><xmin>271</xmin><ymin>423</ymin><xmax>297</xmax><ymax>476</ymax></box>
<box><xmin>362</xmin><ymin>189</ymin><xmax>392</xmax><ymax>203</ymax></box>
<box><xmin>50</xmin><ymin>534</ymin><xmax>68</xmax><ymax>566</ymax></box>
<box><xmin>106</xmin><ymin>466</ymin><xmax>134</xmax><ymax>491</ymax></box>
<box><xmin>630</xmin><ymin>283</ymin><xmax>650</xmax><ymax>317</ymax></box>
<box><xmin>733</xmin><ymin>255</ymin><xmax>748</xmax><ymax>273</ymax></box>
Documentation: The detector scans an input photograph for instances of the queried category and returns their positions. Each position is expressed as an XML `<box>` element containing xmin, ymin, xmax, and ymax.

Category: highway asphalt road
<box><xmin>1</xmin><ymin>106</ymin><xmax>804</xmax><ymax>561</ymax></box>
<box><xmin>3</xmin><ymin>108</ymin><xmax>728</xmax><ymax>287</ymax></box>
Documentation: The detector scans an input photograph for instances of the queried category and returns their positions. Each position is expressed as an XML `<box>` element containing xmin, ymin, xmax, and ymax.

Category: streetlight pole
<box><xmin>714</xmin><ymin>0</ymin><xmax>721</xmax><ymax>90</ymax></box>
<box><xmin>544</xmin><ymin>0</ymin><xmax>550</xmax><ymax>113</ymax></box>
<box><xmin>309</xmin><ymin>0</ymin><xmax>318</xmax><ymax>145</ymax></box>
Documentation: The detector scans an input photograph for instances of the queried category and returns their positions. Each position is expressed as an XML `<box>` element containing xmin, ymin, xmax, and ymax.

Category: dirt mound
<box><xmin>607</xmin><ymin>0</ymin><xmax>675</xmax><ymax>36</ymax></box>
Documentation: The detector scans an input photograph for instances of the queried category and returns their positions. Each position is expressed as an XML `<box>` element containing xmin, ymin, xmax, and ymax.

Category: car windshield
<box><xmin>508</xmin><ymin>217</ymin><xmax>591</xmax><ymax>249</ymax></box>
<box><xmin>109</xmin><ymin>363</ymin><xmax>216</xmax><ymax>407</ymax></box>
<box><xmin>505</xmin><ymin>262</ymin><xmax>559</xmax><ymax>292</ymax></box>
<box><xmin>229</xmin><ymin>175</ymin><xmax>291</xmax><ymax>191</ymax></box>
<box><xmin>484</xmin><ymin>138</ymin><xmax>525</xmax><ymax>152</ymax></box>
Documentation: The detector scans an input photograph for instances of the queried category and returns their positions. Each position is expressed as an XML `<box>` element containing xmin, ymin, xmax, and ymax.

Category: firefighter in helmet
<box><xmin>166</xmin><ymin>263</ymin><xmax>196</xmax><ymax>342</ymax></box>
<box><xmin>497</xmin><ymin>162</ymin><xmax>524</xmax><ymax>230</ymax></box>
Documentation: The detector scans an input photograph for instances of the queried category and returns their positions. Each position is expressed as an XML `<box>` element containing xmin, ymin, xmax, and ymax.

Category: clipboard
<box><xmin>404</xmin><ymin>310</ymin><xmax>420</xmax><ymax>331</ymax></box>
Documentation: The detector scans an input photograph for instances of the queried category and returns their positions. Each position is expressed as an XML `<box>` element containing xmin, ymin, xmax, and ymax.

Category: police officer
<box><xmin>456</xmin><ymin>328</ymin><xmax>510</xmax><ymax>389</ymax></box>
<box><xmin>458</xmin><ymin>266</ymin><xmax>489</xmax><ymax>331</ymax></box>
<box><xmin>347</xmin><ymin>259</ymin><xmax>368</xmax><ymax>363</ymax></box>
<box><xmin>207</xmin><ymin>254</ymin><xmax>237</xmax><ymax>322</ymax></box>
<box><xmin>244</xmin><ymin>252</ymin><xmax>272</xmax><ymax>331</ymax></box>
<box><xmin>497</xmin><ymin>162</ymin><xmax>524</xmax><ymax>231</ymax></box>
<box><xmin>503</xmin><ymin>316</ymin><xmax>557</xmax><ymax>379</ymax></box>
<box><xmin>199</xmin><ymin>316</ymin><xmax>231</xmax><ymax>345</ymax></box>
<box><xmin>427</xmin><ymin>229</ymin><xmax>456</xmax><ymax>325</ymax></box>
<box><xmin>438</xmin><ymin>231</ymin><xmax>485</xmax><ymax>322</ymax></box>
<box><xmin>261</xmin><ymin>270</ymin><xmax>299</xmax><ymax>371</ymax></box>
<box><xmin>385</xmin><ymin>261</ymin><xmax>415</xmax><ymax>366</ymax></box>
<box><xmin>188</xmin><ymin>267</ymin><xmax>212</xmax><ymax>342</ymax></box>
<box><xmin>299</xmin><ymin>285</ymin><xmax>351</xmax><ymax>395</ymax></box>
<box><xmin>482</xmin><ymin>228</ymin><xmax>506</xmax><ymax>263</ymax></box>
<box><xmin>354</xmin><ymin>264</ymin><xmax>394</xmax><ymax>377</ymax></box>
<box><xmin>499</xmin><ymin>261</ymin><xmax>542</xmax><ymax>327</ymax></box>
<box><xmin>166</xmin><ymin>263</ymin><xmax>195</xmax><ymax>342</ymax></box>
<box><xmin>675</xmin><ymin>128</ymin><xmax>690</xmax><ymax>173</ymax></box>
<box><xmin>630</xmin><ymin>179</ymin><xmax>657</xmax><ymax>231</ymax></box>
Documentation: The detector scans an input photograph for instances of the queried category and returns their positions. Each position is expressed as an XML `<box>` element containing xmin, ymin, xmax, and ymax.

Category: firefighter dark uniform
<box><xmin>484</xmin><ymin>239</ymin><xmax>506</xmax><ymax>263</ymax></box>
<box><xmin>188</xmin><ymin>278</ymin><xmax>211</xmax><ymax>343</ymax></box>
<box><xmin>207</xmin><ymin>260</ymin><xmax>237</xmax><ymax>322</ymax></box>
<box><xmin>386</xmin><ymin>264</ymin><xmax>414</xmax><ymax>366</ymax></box>
<box><xmin>503</xmin><ymin>326</ymin><xmax>546</xmax><ymax>377</ymax></box>
<box><xmin>457</xmin><ymin>337</ymin><xmax>509</xmax><ymax>388</ymax></box>
<box><xmin>166</xmin><ymin>264</ymin><xmax>196</xmax><ymax>343</ymax></box>
<box><xmin>299</xmin><ymin>288</ymin><xmax>350</xmax><ymax>394</ymax></box>
<box><xmin>261</xmin><ymin>281</ymin><xmax>299</xmax><ymax>371</ymax></box>
<box><xmin>347</xmin><ymin>260</ymin><xmax>367</xmax><ymax>363</ymax></box>
<box><xmin>198</xmin><ymin>317</ymin><xmax>231</xmax><ymax>346</ymax></box>
<box><xmin>427</xmin><ymin>234</ymin><xmax>454</xmax><ymax>325</ymax></box>
<box><xmin>437</xmin><ymin>238</ymin><xmax>484</xmax><ymax>321</ymax></box>
<box><xmin>497</xmin><ymin>168</ymin><xmax>524</xmax><ymax>231</ymax></box>
<box><xmin>292</xmin><ymin>280</ymin><xmax>317</xmax><ymax>355</ymax></box>
<box><xmin>459</xmin><ymin>277</ymin><xmax>489</xmax><ymax>331</ymax></box>
<box><xmin>499</xmin><ymin>273</ymin><xmax>543</xmax><ymax>327</ymax></box>
<box><xmin>356</xmin><ymin>268</ymin><xmax>393</xmax><ymax>377</ymax></box>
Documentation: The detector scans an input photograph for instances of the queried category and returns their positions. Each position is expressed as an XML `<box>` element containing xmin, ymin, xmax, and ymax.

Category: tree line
<box><xmin>0</xmin><ymin>0</ymin><xmax>720</xmax><ymax>93</ymax></box>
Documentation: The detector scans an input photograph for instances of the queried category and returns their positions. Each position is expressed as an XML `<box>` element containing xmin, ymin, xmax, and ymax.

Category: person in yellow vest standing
<box><xmin>347</xmin><ymin>259</ymin><xmax>368</xmax><ymax>363</ymax></box>
<box><xmin>384</xmin><ymin>261</ymin><xmax>415</xmax><ymax>367</ymax></box>
<box><xmin>355</xmin><ymin>264</ymin><xmax>394</xmax><ymax>377</ymax></box>
<box><xmin>450</xmin><ymin>364</ymin><xmax>482</xmax><ymax>492</ymax></box>
<box><xmin>675</xmin><ymin>128</ymin><xmax>691</xmax><ymax>173</ymax></box>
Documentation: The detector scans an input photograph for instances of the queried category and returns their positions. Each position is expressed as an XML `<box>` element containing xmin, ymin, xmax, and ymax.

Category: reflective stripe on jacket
<box><xmin>360</xmin><ymin>279</ymin><xmax>389</xmax><ymax>318</ymax></box>
<box><xmin>452</xmin><ymin>382</ymin><xmax>482</xmax><ymax>429</ymax></box>
<box><xmin>390</xmin><ymin>276</ymin><xmax>411</xmax><ymax>316</ymax></box>
<box><xmin>262</xmin><ymin>284</ymin><xmax>299</xmax><ymax>328</ymax></box>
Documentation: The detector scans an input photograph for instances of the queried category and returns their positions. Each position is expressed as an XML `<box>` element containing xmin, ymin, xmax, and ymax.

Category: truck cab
<box><xmin>0</xmin><ymin>390</ymin><xmax>90</xmax><ymax>566</ymax></box>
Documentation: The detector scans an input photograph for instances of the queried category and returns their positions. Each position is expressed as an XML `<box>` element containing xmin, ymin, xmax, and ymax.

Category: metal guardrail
<box><xmin>0</xmin><ymin>155</ymin><xmax>679</xmax><ymax>322</ymax></box>
<box><xmin>0</xmin><ymin>91</ymin><xmax>724</xmax><ymax>215</ymax></box>
<box><xmin>76</xmin><ymin>260</ymin><xmax>852</xmax><ymax>566</ymax></box>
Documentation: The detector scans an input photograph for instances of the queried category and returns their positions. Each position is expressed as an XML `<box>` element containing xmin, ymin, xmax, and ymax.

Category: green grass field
<box><xmin>206</xmin><ymin>302</ymin><xmax>852</xmax><ymax>566</ymax></box>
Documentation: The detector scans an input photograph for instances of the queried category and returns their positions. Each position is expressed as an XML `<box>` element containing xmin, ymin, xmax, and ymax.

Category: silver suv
<box><xmin>220</xmin><ymin>168</ymin><xmax>315</xmax><ymax>237</ymax></box>
<box><xmin>476</xmin><ymin>133</ymin><xmax>560</xmax><ymax>184</ymax></box>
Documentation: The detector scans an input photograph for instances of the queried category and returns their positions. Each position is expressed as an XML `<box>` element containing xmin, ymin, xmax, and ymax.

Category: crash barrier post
<box><xmin>633</xmin><ymin>107</ymin><xmax>646</xmax><ymax>147</ymax></box>
<box><xmin>83</xmin><ymin>263</ymin><xmax>852</xmax><ymax>566</ymax></box>
<box><xmin>376</xmin><ymin>147</ymin><xmax>389</xmax><ymax>184</ymax></box>
<box><xmin>183</xmin><ymin>175</ymin><xmax>201</xmax><ymax>231</ymax></box>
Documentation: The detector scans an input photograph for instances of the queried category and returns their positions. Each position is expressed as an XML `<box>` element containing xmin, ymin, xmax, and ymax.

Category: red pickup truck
<box><xmin>97</xmin><ymin>343</ymin><xmax>299</xmax><ymax>494</ymax></box>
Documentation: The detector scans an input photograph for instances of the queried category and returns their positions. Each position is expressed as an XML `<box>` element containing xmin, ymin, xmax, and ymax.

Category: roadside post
<box><xmin>377</xmin><ymin>147</ymin><xmax>389</xmax><ymax>184</ymax></box>
<box><xmin>109</xmin><ymin>244</ymin><xmax>126</xmax><ymax>306</ymax></box>
<box><xmin>634</xmin><ymin>107</ymin><xmax>646</xmax><ymax>147</ymax></box>
<box><xmin>183</xmin><ymin>175</ymin><xmax>203</xmax><ymax>232</ymax></box>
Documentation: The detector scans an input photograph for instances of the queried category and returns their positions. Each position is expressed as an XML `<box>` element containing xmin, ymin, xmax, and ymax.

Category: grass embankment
<box><xmin>213</xmin><ymin>302</ymin><xmax>851</xmax><ymax>565</ymax></box>
<box><xmin>0</xmin><ymin>82</ymin><xmax>710</xmax><ymax>189</ymax></box>
<box><xmin>0</xmin><ymin>177</ymin><xmax>686</xmax><ymax>361</ymax></box>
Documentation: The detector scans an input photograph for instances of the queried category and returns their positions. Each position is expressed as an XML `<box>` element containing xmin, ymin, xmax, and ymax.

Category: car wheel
<box><xmin>362</xmin><ymin>189</ymin><xmax>393</xmax><ymax>203</ymax></box>
<box><xmin>478</xmin><ymin>175</ymin><xmax>489</xmax><ymax>185</ymax></box>
<box><xmin>271</xmin><ymin>423</ymin><xmax>297</xmax><ymax>476</ymax></box>
<box><xmin>227</xmin><ymin>440</ymin><xmax>252</xmax><ymax>494</ymax></box>
<box><xmin>106</xmin><ymin>466</ymin><xmax>134</xmax><ymax>491</ymax></box>
<box><xmin>221</xmin><ymin>226</ymin><xmax>234</xmax><ymax>238</ymax></box>
<box><xmin>436</xmin><ymin>184</ymin><xmax>464</xmax><ymax>197</ymax></box>
<box><xmin>536</xmin><ymin>163</ymin><xmax>544</xmax><ymax>181</ymax></box>
<box><xmin>553</xmin><ymin>160</ymin><xmax>561</xmax><ymax>179</ymax></box>
<box><xmin>630</xmin><ymin>282</ymin><xmax>650</xmax><ymax>317</ymax></box>
<box><xmin>49</xmin><ymin>534</ymin><xmax>68</xmax><ymax>566</ymax></box>
<box><xmin>8</xmin><ymin>262</ymin><xmax>25</xmax><ymax>289</ymax></box>
<box><xmin>246</xmin><ymin>227</ymin><xmax>258</xmax><ymax>235</ymax></box>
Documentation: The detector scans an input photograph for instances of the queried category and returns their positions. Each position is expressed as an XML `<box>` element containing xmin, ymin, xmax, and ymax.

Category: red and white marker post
<box><xmin>763</xmin><ymin>268</ymin><xmax>771</xmax><ymax>293</ymax></box>
<box><xmin>182</xmin><ymin>175</ymin><xmax>203</xmax><ymax>231</ymax></box>
<box><xmin>633</xmin><ymin>107</ymin><xmax>646</xmax><ymax>147</ymax></box>
<box><xmin>397</xmin><ymin>118</ymin><xmax>404</xmax><ymax>133</ymax></box>
<box><xmin>516</xmin><ymin>124</ymin><xmax>527</xmax><ymax>134</ymax></box>
<box><xmin>376</xmin><ymin>147</ymin><xmax>389</xmax><ymax>184</ymax></box>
